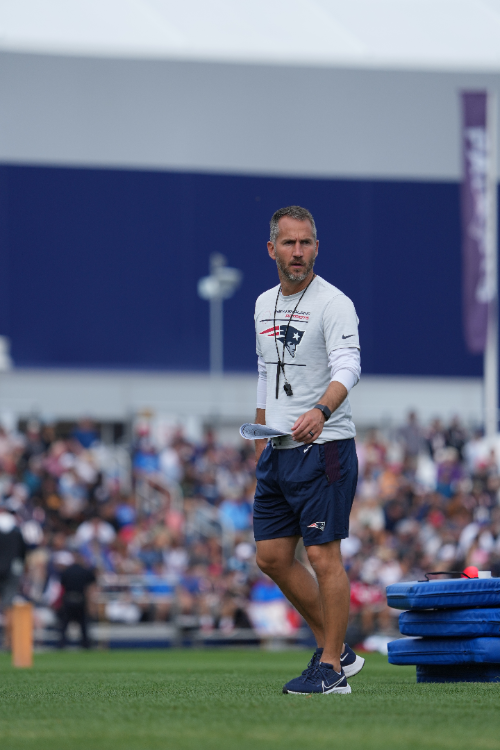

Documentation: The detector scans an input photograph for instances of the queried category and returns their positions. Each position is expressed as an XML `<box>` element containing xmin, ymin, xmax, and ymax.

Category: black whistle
<box><xmin>283</xmin><ymin>383</ymin><xmax>293</xmax><ymax>397</ymax></box>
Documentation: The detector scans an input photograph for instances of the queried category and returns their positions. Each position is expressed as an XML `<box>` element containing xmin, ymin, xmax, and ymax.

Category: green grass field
<box><xmin>0</xmin><ymin>649</ymin><xmax>499</xmax><ymax>750</ymax></box>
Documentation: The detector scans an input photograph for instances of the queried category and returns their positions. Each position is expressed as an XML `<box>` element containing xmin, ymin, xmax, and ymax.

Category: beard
<box><xmin>276</xmin><ymin>255</ymin><xmax>316</xmax><ymax>283</ymax></box>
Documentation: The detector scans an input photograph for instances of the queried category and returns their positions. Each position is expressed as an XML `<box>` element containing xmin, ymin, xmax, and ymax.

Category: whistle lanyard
<box><xmin>273</xmin><ymin>275</ymin><xmax>315</xmax><ymax>399</ymax></box>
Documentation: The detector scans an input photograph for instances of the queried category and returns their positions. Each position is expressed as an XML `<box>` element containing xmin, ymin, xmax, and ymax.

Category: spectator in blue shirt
<box><xmin>219</xmin><ymin>496</ymin><xmax>252</xmax><ymax>531</ymax></box>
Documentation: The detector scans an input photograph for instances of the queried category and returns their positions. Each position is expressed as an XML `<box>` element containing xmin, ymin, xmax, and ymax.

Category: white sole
<box><xmin>324</xmin><ymin>684</ymin><xmax>352</xmax><ymax>694</ymax></box>
<box><xmin>343</xmin><ymin>655</ymin><xmax>365</xmax><ymax>678</ymax></box>
<box><xmin>285</xmin><ymin>684</ymin><xmax>352</xmax><ymax>695</ymax></box>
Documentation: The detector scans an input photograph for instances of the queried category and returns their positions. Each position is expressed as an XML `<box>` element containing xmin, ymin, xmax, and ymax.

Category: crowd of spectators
<box><xmin>1</xmin><ymin>412</ymin><xmax>500</xmax><ymax>647</ymax></box>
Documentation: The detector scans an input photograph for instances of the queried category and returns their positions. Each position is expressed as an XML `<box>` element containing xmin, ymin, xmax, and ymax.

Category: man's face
<box><xmin>267</xmin><ymin>217</ymin><xmax>318</xmax><ymax>283</ymax></box>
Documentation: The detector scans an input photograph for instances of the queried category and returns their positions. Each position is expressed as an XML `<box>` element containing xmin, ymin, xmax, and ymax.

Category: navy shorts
<box><xmin>253</xmin><ymin>438</ymin><xmax>358</xmax><ymax>547</ymax></box>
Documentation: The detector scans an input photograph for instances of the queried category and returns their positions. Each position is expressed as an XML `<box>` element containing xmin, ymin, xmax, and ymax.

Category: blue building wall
<box><xmin>0</xmin><ymin>164</ymin><xmax>485</xmax><ymax>376</ymax></box>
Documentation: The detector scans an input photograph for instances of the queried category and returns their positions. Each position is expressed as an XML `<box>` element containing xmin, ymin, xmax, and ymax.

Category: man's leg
<box><xmin>59</xmin><ymin>605</ymin><xmax>70</xmax><ymax>648</ymax></box>
<box><xmin>78</xmin><ymin>607</ymin><xmax>91</xmax><ymax>649</ymax></box>
<box><xmin>305</xmin><ymin>539</ymin><xmax>349</xmax><ymax>673</ymax></box>
<box><xmin>256</xmin><ymin>536</ymin><xmax>325</xmax><ymax>645</ymax></box>
<box><xmin>3</xmin><ymin>607</ymin><xmax>12</xmax><ymax>650</ymax></box>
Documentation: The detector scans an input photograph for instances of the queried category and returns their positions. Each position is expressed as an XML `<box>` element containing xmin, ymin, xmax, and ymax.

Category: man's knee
<box><xmin>306</xmin><ymin>542</ymin><xmax>344</xmax><ymax>579</ymax></box>
<box><xmin>256</xmin><ymin>552</ymin><xmax>288</xmax><ymax>578</ymax></box>
<box><xmin>256</xmin><ymin>540</ymin><xmax>296</xmax><ymax>579</ymax></box>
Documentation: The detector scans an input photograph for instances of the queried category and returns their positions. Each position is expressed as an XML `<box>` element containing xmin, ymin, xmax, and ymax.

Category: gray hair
<box><xmin>269</xmin><ymin>206</ymin><xmax>317</xmax><ymax>244</ymax></box>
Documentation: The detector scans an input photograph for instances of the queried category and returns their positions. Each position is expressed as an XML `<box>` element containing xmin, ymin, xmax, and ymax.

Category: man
<box><xmin>59</xmin><ymin>554</ymin><xmax>96</xmax><ymax>649</ymax></box>
<box><xmin>0</xmin><ymin>502</ymin><xmax>27</xmax><ymax>649</ymax></box>
<box><xmin>253</xmin><ymin>205</ymin><xmax>363</xmax><ymax>695</ymax></box>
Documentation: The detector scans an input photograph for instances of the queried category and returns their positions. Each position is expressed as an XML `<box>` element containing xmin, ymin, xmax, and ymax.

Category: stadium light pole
<box><xmin>197</xmin><ymin>254</ymin><xmax>242</xmax><ymax>375</ymax></box>
<box><xmin>0</xmin><ymin>336</ymin><xmax>12</xmax><ymax>372</ymax></box>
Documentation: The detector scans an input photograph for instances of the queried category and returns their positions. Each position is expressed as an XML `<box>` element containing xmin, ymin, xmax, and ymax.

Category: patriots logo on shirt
<box><xmin>259</xmin><ymin>324</ymin><xmax>305</xmax><ymax>357</ymax></box>
<box><xmin>307</xmin><ymin>521</ymin><xmax>326</xmax><ymax>531</ymax></box>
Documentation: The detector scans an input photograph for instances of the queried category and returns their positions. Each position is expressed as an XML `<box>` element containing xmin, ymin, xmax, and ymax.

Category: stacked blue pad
<box><xmin>400</xmin><ymin>608</ymin><xmax>500</xmax><ymax>637</ymax></box>
<box><xmin>386</xmin><ymin>578</ymin><xmax>500</xmax><ymax>610</ymax></box>
<box><xmin>386</xmin><ymin>578</ymin><xmax>500</xmax><ymax>683</ymax></box>
<box><xmin>388</xmin><ymin>636</ymin><xmax>500</xmax><ymax>664</ymax></box>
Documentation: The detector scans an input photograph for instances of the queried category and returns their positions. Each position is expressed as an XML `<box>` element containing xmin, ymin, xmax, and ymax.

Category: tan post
<box><xmin>11</xmin><ymin>601</ymin><xmax>33</xmax><ymax>668</ymax></box>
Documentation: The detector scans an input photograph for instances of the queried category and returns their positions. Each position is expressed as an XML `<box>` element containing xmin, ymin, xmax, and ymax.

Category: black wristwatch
<box><xmin>314</xmin><ymin>404</ymin><xmax>332</xmax><ymax>421</ymax></box>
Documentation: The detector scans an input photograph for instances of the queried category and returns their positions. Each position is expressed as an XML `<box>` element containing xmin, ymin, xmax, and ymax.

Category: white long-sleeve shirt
<box><xmin>254</xmin><ymin>276</ymin><xmax>360</xmax><ymax>441</ymax></box>
<box><xmin>257</xmin><ymin>347</ymin><xmax>360</xmax><ymax>409</ymax></box>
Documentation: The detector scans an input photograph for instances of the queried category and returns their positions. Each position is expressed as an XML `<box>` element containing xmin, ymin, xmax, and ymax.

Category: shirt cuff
<box><xmin>331</xmin><ymin>368</ymin><xmax>358</xmax><ymax>393</ymax></box>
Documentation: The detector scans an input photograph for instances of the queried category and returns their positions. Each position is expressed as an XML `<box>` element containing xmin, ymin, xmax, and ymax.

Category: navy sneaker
<box><xmin>283</xmin><ymin>661</ymin><xmax>351</xmax><ymax>695</ymax></box>
<box><xmin>300</xmin><ymin>647</ymin><xmax>323</xmax><ymax>677</ymax></box>
<box><xmin>340</xmin><ymin>643</ymin><xmax>365</xmax><ymax>678</ymax></box>
<box><xmin>302</xmin><ymin>644</ymin><xmax>364</xmax><ymax>679</ymax></box>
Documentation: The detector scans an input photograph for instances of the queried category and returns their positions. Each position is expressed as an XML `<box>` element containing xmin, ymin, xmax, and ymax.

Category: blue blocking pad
<box><xmin>386</xmin><ymin>578</ymin><xmax>500</xmax><ymax>610</ymax></box>
<box><xmin>388</xmin><ymin>637</ymin><xmax>500</xmax><ymax>665</ymax></box>
<box><xmin>416</xmin><ymin>664</ymin><xmax>500</xmax><ymax>683</ymax></box>
<box><xmin>399</xmin><ymin>608</ymin><xmax>500</xmax><ymax>637</ymax></box>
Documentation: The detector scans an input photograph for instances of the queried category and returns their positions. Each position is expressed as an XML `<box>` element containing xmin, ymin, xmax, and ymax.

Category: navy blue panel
<box><xmin>0</xmin><ymin>164</ymin><xmax>492</xmax><ymax>374</ymax></box>
<box><xmin>417</xmin><ymin>663</ymin><xmax>500</xmax><ymax>683</ymax></box>
<box><xmin>0</xmin><ymin>168</ymin><xmax>9</xmax><ymax>336</ymax></box>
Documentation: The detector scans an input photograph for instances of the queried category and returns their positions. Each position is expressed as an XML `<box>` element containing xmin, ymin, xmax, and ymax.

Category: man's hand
<box><xmin>291</xmin><ymin>381</ymin><xmax>349</xmax><ymax>443</ymax></box>
<box><xmin>255</xmin><ymin>408</ymin><xmax>267</xmax><ymax>463</ymax></box>
<box><xmin>291</xmin><ymin>409</ymin><xmax>326</xmax><ymax>444</ymax></box>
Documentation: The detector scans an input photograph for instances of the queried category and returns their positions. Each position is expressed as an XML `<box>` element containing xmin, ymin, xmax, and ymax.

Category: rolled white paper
<box><xmin>239</xmin><ymin>423</ymin><xmax>291</xmax><ymax>440</ymax></box>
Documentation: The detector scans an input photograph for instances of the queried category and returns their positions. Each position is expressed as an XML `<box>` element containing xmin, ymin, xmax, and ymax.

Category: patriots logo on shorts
<box><xmin>259</xmin><ymin>324</ymin><xmax>305</xmax><ymax>357</ymax></box>
<box><xmin>307</xmin><ymin>521</ymin><xmax>325</xmax><ymax>531</ymax></box>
